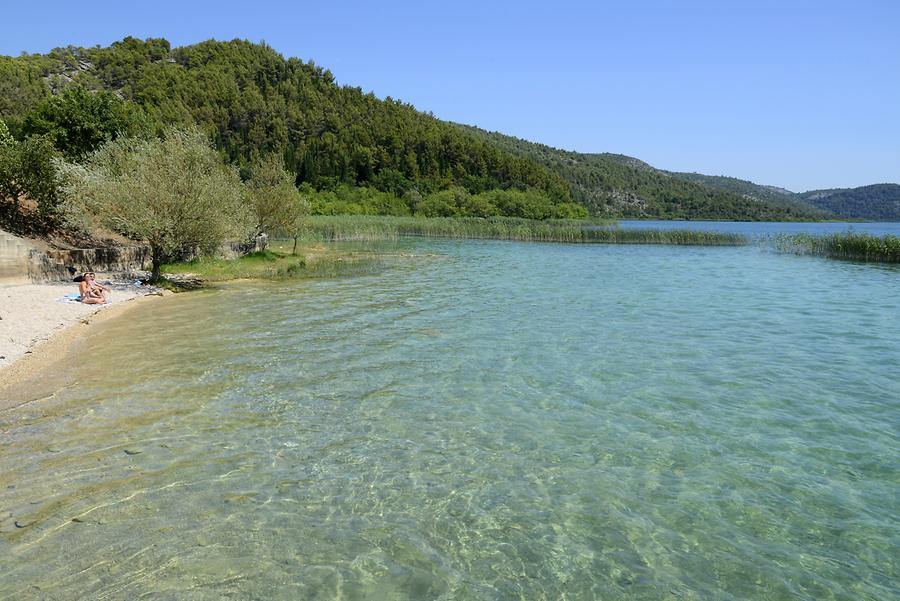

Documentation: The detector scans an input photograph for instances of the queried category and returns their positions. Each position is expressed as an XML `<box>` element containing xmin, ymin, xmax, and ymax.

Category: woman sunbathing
<box><xmin>79</xmin><ymin>272</ymin><xmax>109</xmax><ymax>304</ymax></box>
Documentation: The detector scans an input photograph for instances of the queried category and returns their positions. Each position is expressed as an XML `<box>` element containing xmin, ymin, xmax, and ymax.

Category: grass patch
<box><xmin>297</xmin><ymin>215</ymin><xmax>748</xmax><ymax>245</ymax></box>
<box><xmin>774</xmin><ymin>232</ymin><xmax>900</xmax><ymax>263</ymax></box>
<box><xmin>162</xmin><ymin>247</ymin><xmax>385</xmax><ymax>282</ymax></box>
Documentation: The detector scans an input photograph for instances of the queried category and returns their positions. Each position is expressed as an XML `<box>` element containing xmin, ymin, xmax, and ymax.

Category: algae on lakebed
<box><xmin>1</xmin><ymin>237</ymin><xmax>896</xmax><ymax>600</ymax></box>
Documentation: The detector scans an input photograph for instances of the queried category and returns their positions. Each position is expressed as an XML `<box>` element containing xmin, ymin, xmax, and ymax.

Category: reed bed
<box><xmin>774</xmin><ymin>232</ymin><xmax>900</xmax><ymax>263</ymax></box>
<box><xmin>298</xmin><ymin>216</ymin><xmax>748</xmax><ymax>246</ymax></box>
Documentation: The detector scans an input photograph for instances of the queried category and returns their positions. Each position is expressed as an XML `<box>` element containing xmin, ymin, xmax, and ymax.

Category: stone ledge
<box><xmin>1</xmin><ymin>230</ymin><xmax>150</xmax><ymax>282</ymax></box>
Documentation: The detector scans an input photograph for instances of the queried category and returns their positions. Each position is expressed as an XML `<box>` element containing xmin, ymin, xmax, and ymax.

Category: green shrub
<box><xmin>65</xmin><ymin>128</ymin><xmax>253</xmax><ymax>281</ymax></box>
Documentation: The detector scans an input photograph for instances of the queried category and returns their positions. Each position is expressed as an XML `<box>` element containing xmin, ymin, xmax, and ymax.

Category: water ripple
<box><xmin>1</xmin><ymin>239</ymin><xmax>898</xmax><ymax>600</ymax></box>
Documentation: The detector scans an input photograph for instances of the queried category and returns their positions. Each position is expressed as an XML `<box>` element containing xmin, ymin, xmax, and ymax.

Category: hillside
<box><xmin>2</xmin><ymin>37</ymin><xmax>894</xmax><ymax>222</ymax></box>
<box><xmin>457</xmin><ymin>126</ymin><xmax>823</xmax><ymax>220</ymax></box>
<box><xmin>796</xmin><ymin>184</ymin><xmax>900</xmax><ymax>221</ymax></box>
<box><xmin>671</xmin><ymin>173</ymin><xmax>900</xmax><ymax>221</ymax></box>
<box><xmin>0</xmin><ymin>37</ymin><xmax>570</xmax><ymax>204</ymax></box>
<box><xmin>667</xmin><ymin>172</ymin><xmax>831</xmax><ymax>218</ymax></box>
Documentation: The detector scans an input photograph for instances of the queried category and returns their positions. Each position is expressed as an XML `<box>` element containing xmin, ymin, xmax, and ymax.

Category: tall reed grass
<box><xmin>297</xmin><ymin>216</ymin><xmax>748</xmax><ymax>246</ymax></box>
<box><xmin>774</xmin><ymin>232</ymin><xmax>900</xmax><ymax>263</ymax></box>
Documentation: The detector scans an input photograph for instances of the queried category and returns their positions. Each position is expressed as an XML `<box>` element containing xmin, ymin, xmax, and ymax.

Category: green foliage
<box><xmin>796</xmin><ymin>185</ymin><xmax>900</xmax><ymax>221</ymax></box>
<box><xmin>245</xmin><ymin>153</ymin><xmax>307</xmax><ymax>236</ymax></box>
<box><xmin>551</xmin><ymin>202</ymin><xmax>590</xmax><ymax>219</ymax></box>
<box><xmin>162</xmin><ymin>249</ymin><xmax>304</xmax><ymax>281</ymax></box>
<box><xmin>458</xmin><ymin>125</ymin><xmax>824</xmax><ymax>220</ymax></box>
<box><xmin>0</xmin><ymin>119</ymin><xmax>13</xmax><ymax>147</ymax></box>
<box><xmin>672</xmin><ymin>175</ymin><xmax>900</xmax><ymax>222</ymax></box>
<box><xmin>298</xmin><ymin>215</ymin><xmax>747</xmax><ymax>245</ymax></box>
<box><xmin>370</xmin><ymin>168</ymin><xmax>411</xmax><ymax>196</ymax></box>
<box><xmin>661</xmin><ymin>171</ymin><xmax>834</xmax><ymax>219</ymax></box>
<box><xmin>90</xmin><ymin>37</ymin><xmax>172</xmax><ymax>92</ymax></box>
<box><xmin>303</xmin><ymin>183</ymin><xmax>581</xmax><ymax>220</ymax></box>
<box><xmin>1</xmin><ymin>38</ymin><xmax>570</xmax><ymax>206</ymax></box>
<box><xmin>309</xmin><ymin>185</ymin><xmax>411</xmax><ymax>216</ymax></box>
<box><xmin>416</xmin><ymin>188</ymin><xmax>468</xmax><ymax>217</ymax></box>
<box><xmin>0</xmin><ymin>132</ymin><xmax>61</xmax><ymax>230</ymax></box>
<box><xmin>5</xmin><ymin>37</ymin><xmax>878</xmax><ymax>227</ymax></box>
<box><xmin>775</xmin><ymin>232</ymin><xmax>900</xmax><ymax>263</ymax></box>
<box><xmin>410</xmin><ymin>187</ymin><xmax>588</xmax><ymax>219</ymax></box>
<box><xmin>21</xmin><ymin>88</ymin><xmax>149</xmax><ymax>159</ymax></box>
<box><xmin>0</xmin><ymin>55</ymin><xmax>51</xmax><ymax>131</ymax></box>
<box><xmin>65</xmin><ymin>127</ymin><xmax>253</xmax><ymax>280</ymax></box>
<box><xmin>162</xmin><ymin>245</ymin><xmax>384</xmax><ymax>281</ymax></box>
<box><xmin>672</xmin><ymin>172</ymin><xmax>794</xmax><ymax>205</ymax></box>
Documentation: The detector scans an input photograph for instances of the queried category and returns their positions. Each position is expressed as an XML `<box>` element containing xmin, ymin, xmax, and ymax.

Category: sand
<box><xmin>0</xmin><ymin>276</ymin><xmax>168</xmax><ymax>408</ymax></box>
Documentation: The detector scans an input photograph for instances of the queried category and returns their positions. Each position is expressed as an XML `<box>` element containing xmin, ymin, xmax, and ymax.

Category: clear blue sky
<box><xmin>3</xmin><ymin>0</ymin><xmax>898</xmax><ymax>191</ymax></box>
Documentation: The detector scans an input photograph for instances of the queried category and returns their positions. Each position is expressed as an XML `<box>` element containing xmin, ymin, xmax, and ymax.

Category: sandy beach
<box><xmin>0</xmin><ymin>276</ymin><xmax>166</xmax><ymax>406</ymax></box>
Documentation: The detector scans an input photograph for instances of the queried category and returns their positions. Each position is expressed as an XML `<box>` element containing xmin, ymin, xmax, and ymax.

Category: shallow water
<box><xmin>1</xmin><ymin>238</ymin><xmax>898</xmax><ymax>600</ymax></box>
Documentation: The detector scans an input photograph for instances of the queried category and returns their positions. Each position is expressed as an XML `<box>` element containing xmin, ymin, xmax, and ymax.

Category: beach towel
<box><xmin>58</xmin><ymin>294</ymin><xmax>113</xmax><ymax>305</ymax></box>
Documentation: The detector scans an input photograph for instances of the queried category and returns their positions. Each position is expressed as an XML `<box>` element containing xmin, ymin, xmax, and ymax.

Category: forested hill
<box><xmin>668</xmin><ymin>173</ymin><xmax>794</xmax><ymax>204</ymax></box>
<box><xmin>796</xmin><ymin>184</ymin><xmax>900</xmax><ymax>221</ymax></box>
<box><xmin>0</xmin><ymin>37</ymin><xmax>570</xmax><ymax>203</ymax></box>
<box><xmin>667</xmin><ymin>172</ymin><xmax>829</xmax><ymax>218</ymax></box>
<box><xmin>670</xmin><ymin>174</ymin><xmax>900</xmax><ymax>221</ymax></box>
<box><xmin>2</xmin><ymin>37</ymin><xmax>893</xmax><ymax>221</ymax></box>
<box><xmin>457</xmin><ymin>126</ymin><xmax>822</xmax><ymax>220</ymax></box>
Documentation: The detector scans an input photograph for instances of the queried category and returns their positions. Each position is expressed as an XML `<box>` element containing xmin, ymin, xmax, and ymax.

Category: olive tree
<box><xmin>246</xmin><ymin>154</ymin><xmax>303</xmax><ymax>236</ymax></box>
<box><xmin>67</xmin><ymin>128</ymin><xmax>253</xmax><ymax>281</ymax></box>
<box><xmin>245</xmin><ymin>154</ymin><xmax>310</xmax><ymax>254</ymax></box>
<box><xmin>286</xmin><ymin>192</ymin><xmax>312</xmax><ymax>255</ymax></box>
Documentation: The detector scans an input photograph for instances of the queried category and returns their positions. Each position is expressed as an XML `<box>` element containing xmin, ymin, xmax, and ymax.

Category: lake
<box><xmin>1</xmin><ymin>227</ymin><xmax>898</xmax><ymax>599</ymax></box>
<box><xmin>615</xmin><ymin>219</ymin><xmax>900</xmax><ymax>237</ymax></box>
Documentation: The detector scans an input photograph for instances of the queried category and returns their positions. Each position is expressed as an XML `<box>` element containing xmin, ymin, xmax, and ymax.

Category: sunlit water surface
<box><xmin>615</xmin><ymin>220</ymin><xmax>900</xmax><ymax>237</ymax></box>
<box><xmin>1</xmin><ymin>237</ymin><xmax>898</xmax><ymax>600</ymax></box>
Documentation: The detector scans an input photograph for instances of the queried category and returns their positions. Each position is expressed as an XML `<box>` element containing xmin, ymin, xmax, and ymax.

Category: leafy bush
<box><xmin>65</xmin><ymin>128</ymin><xmax>253</xmax><ymax>280</ymax></box>
<box><xmin>245</xmin><ymin>153</ymin><xmax>309</xmax><ymax>237</ymax></box>
<box><xmin>0</xmin><ymin>122</ymin><xmax>62</xmax><ymax>231</ymax></box>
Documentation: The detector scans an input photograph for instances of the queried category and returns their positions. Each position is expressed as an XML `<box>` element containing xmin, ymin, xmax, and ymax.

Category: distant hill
<box><xmin>459</xmin><ymin>126</ymin><xmax>823</xmax><ymax>220</ymax></box>
<box><xmin>667</xmin><ymin>173</ymin><xmax>831</xmax><ymax>218</ymax></box>
<box><xmin>671</xmin><ymin>174</ymin><xmax>900</xmax><ymax>221</ymax></box>
<box><xmin>796</xmin><ymin>184</ymin><xmax>900</xmax><ymax>221</ymax></box>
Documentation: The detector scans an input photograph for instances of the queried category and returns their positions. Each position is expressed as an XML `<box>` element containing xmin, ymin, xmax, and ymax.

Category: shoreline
<box><xmin>0</xmin><ymin>282</ymin><xmax>168</xmax><ymax>411</ymax></box>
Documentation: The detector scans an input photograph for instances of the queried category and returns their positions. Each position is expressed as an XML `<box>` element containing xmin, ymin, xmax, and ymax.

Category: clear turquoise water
<box><xmin>1</xmin><ymin>239</ymin><xmax>898</xmax><ymax>600</ymax></box>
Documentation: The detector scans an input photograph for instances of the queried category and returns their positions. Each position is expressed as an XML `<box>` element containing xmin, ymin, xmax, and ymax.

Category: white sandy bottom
<box><xmin>0</xmin><ymin>281</ymin><xmax>145</xmax><ymax>372</ymax></box>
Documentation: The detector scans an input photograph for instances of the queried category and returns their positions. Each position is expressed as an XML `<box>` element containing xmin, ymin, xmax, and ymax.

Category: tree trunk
<box><xmin>151</xmin><ymin>256</ymin><xmax>161</xmax><ymax>283</ymax></box>
<box><xmin>292</xmin><ymin>236</ymin><xmax>299</xmax><ymax>256</ymax></box>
